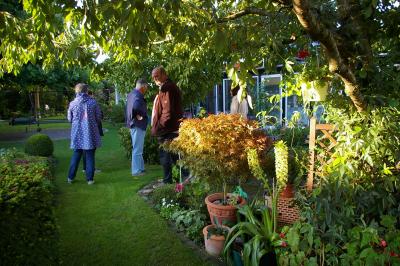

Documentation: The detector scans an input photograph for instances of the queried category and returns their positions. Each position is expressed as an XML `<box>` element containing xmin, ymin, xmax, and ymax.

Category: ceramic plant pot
<box><xmin>203</xmin><ymin>224</ymin><xmax>229</xmax><ymax>257</ymax></box>
<box><xmin>205</xmin><ymin>193</ymin><xmax>247</xmax><ymax>226</ymax></box>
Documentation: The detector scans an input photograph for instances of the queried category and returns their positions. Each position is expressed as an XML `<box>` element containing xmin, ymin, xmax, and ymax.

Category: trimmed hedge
<box><xmin>25</xmin><ymin>133</ymin><xmax>54</xmax><ymax>157</ymax></box>
<box><xmin>0</xmin><ymin>149</ymin><xmax>59</xmax><ymax>265</ymax></box>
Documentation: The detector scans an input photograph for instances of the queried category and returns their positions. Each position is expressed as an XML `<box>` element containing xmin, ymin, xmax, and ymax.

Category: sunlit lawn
<box><xmin>1</xmin><ymin>124</ymin><xmax>214</xmax><ymax>266</ymax></box>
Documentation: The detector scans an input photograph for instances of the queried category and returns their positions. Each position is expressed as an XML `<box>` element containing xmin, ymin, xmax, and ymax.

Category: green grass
<box><xmin>2</xmin><ymin>126</ymin><xmax>214</xmax><ymax>266</ymax></box>
<box><xmin>0</xmin><ymin>121</ymin><xmax>70</xmax><ymax>134</ymax></box>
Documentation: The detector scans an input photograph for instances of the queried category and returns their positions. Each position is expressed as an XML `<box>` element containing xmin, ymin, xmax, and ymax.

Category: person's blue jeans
<box><xmin>82</xmin><ymin>148</ymin><xmax>96</xmax><ymax>171</ymax></box>
<box><xmin>130</xmin><ymin>127</ymin><xmax>146</xmax><ymax>175</ymax></box>
<box><xmin>158</xmin><ymin>133</ymin><xmax>179</xmax><ymax>184</ymax></box>
<box><xmin>68</xmin><ymin>149</ymin><xmax>95</xmax><ymax>181</ymax></box>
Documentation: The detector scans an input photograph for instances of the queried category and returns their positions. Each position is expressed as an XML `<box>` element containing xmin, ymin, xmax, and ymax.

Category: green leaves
<box><xmin>224</xmin><ymin>204</ymin><xmax>280</xmax><ymax>265</ymax></box>
<box><xmin>274</xmin><ymin>140</ymin><xmax>289</xmax><ymax>190</ymax></box>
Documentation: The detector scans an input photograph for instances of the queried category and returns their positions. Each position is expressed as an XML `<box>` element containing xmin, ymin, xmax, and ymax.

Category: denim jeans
<box><xmin>82</xmin><ymin>148</ymin><xmax>96</xmax><ymax>171</ymax></box>
<box><xmin>130</xmin><ymin>127</ymin><xmax>146</xmax><ymax>175</ymax></box>
<box><xmin>68</xmin><ymin>149</ymin><xmax>95</xmax><ymax>181</ymax></box>
<box><xmin>158</xmin><ymin>133</ymin><xmax>179</xmax><ymax>184</ymax></box>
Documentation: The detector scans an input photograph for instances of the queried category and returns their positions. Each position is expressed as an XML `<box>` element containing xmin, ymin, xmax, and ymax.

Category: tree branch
<box><xmin>292</xmin><ymin>0</ymin><xmax>367</xmax><ymax>112</ymax></box>
<box><xmin>217</xmin><ymin>7</ymin><xmax>271</xmax><ymax>23</ymax></box>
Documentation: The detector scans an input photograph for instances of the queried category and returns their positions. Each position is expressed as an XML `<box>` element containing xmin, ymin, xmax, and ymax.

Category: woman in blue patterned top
<box><xmin>67</xmin><ymin>83</ymin><xmax>102</xmax><ymax>185</ymax></box>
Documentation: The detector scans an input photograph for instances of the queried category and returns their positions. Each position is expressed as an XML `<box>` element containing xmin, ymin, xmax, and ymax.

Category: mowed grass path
<box><xmin>1</xmin><ymin>124</ymin><xmax>213</xmax><ymax>266</ymax></box>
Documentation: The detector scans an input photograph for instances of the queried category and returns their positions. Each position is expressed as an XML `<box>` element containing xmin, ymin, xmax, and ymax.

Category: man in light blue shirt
<box><xmin>126</xmin><ymin>79</ymin><xmax>148</xmax><ymax>177</ymax></box>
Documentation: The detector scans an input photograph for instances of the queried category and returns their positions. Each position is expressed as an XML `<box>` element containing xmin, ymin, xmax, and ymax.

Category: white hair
<box><xmin>135</xmin><ymin>78</ymin><xmax>148</xmax><ymax>89</ymax></box>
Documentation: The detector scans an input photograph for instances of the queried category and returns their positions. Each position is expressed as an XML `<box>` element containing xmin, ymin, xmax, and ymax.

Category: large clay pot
<box><xmin>203</xmin><ymin>224</ymin><xmax>228</xmax><ymax>257</ymax></box>
<box><xmin>205</xmin><ymin>193</ymin><xmax>247</xmax><ymax>226</ymax></box>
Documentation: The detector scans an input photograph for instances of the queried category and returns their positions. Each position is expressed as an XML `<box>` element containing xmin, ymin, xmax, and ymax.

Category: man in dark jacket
<box><xmin>151</xmin><ymin>66</ymin><xmax>183</xmax><ymax>184</ymax></box>
<box><xmin>126</xmin><ymin>79</ymin><xmax>148</xmax><ymax>177</ymax></box>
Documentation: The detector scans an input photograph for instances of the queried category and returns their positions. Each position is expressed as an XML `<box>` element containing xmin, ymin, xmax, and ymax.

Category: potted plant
<box><xmin>203</xmin><ymin>218</ymin><xmax>230</xmax><ymax>257</ymax></box>
<box><xmin>223</xmin><ymin>204</ymin><xmax>283</xmax><ymax>266</ymax></box>
<box><xmin>298</xmin><ymin>64</ymin><xmax>331</xmax><ymax>102</ymax></box>
<box><xmin>164</xmin><ymin>114</ymin><xmax>272</xmax><ymax>225</ymax></box>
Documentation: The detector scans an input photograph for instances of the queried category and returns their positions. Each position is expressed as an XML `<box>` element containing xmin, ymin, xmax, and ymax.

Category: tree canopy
<box><xmin>1</xmin><ymin>0</ymin><xmax>399</xmax><ymax>111</ymax></box>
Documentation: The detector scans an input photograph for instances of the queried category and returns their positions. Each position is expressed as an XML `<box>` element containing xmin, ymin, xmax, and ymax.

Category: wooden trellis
<box><xmin>307</xmin><ymin>117</ymin><xmax>337</xmax><ymax>192</ymax></box>
<box><xmin>267</xmin><ymin>117</ymin><xmax>337</xmax><ymax>225</ymax></box>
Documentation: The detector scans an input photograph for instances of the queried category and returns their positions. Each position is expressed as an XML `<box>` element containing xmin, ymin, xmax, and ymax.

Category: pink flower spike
<box><xmin>175</xmin><ymin>183</ymin><xmax>184</xmax><ymax>192</ymax></box>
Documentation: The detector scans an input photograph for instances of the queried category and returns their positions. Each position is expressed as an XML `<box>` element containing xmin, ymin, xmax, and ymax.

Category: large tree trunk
<box><xmin>292</xmin><ymin>0</ymin><xmax>368</xmax><ymax>112</ymax></box>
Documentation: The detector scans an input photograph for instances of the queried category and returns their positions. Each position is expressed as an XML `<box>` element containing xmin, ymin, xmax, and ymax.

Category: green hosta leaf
<box><xmin>359</xmin><ymin>247</ymin><xmax>375</xmax><ymax>258</ymax></box>
<box><xmin>287</xmin><ymin>227</ymin><xmax>300</xmax><ymax>253</ymax></box>
<box><xmin>381</xmin><ymin>215</ymin><xmax>396</xmax><ymax>229</ymax></box>
<box><xmin>305</xmin><ymin>257</ymin><xmax>318</xmax><ymax>266</ymax></box>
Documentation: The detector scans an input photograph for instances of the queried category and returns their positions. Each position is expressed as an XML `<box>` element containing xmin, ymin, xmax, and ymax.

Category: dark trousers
<box><xmin>158</xmin><ymin>133</ymin><xmax>179</xmax><ymax>184</ymax></box>
<box><xmin>68</xmin><ymin>149</ymin><xmax>95</xmax><ymax>181</ymax></box>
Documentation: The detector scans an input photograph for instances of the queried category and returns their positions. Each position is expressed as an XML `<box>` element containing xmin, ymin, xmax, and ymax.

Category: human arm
<box><xmin>94</xmin><ymin>102</ymin><xmax>102</xmax><ymax>125</ymax></box>
<box><xmin>132</xmin><ymin>97</ymin><xmax>147</xmax><ymax>120</ymax></box>
<box><xmin>230</xmin><ymin>96</ymin><xmax>239</xmax><ymax>114</ymax></box>
<box><xmin>67</xmin><ymin>103</ymin><xmax>73</xmax><ymax>122</ymax></box>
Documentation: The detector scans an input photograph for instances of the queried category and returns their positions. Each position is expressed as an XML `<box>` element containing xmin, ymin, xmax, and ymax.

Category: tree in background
<box><xmin>1</xmin><ymin>0</ymin><xmax>399</xmax><ymax>111</ymax></box>
<box><xmin>0</xmin><ymin>62</ymin><xmax>91</xmax><ymax>119</ymax></box>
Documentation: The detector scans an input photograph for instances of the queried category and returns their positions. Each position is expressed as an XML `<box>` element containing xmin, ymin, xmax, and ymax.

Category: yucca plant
<box><xmin>223</xmin><ymin>203</ymin><xmax>282</xmax><ymax>265</ymax></box>
<box><xmin>225</xmin><ymin>148</ymin><xmax>283</xmax><ymax>265</ymax></box>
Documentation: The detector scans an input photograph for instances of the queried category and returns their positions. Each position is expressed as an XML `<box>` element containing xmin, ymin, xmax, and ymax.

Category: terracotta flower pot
<box><xmin>279</xmin><ymin>183</ymin><xmax>295</xmax><ymax>198</ymax></box>
<box><xmin>203</xmin><ymin>224</ymin><xmax>228</xmax><ymax>257</ymax></box>
<box><xmin>205</xmin><ymin>193</ymin><xmax>247</xmax><ymax>226</ymax></box>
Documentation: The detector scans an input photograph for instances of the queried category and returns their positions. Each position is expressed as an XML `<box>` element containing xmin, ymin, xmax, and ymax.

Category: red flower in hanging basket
<box><xmin>297</xmin><ymin>49</ymin><xmax>310</xmax><ymax>59</ymax></box>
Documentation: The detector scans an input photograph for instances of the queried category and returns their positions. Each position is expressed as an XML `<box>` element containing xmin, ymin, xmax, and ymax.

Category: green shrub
<box><xmin>0</xmin><ymin>149</ymin><xmax>59</xmax><ymax>265</ymax></box>
<box><xmin>25</xmin><ymin>133</ymin><xmax>54</xmax><ymax>157</ymax></box>
<box><xmin>108</xmin><ymin>103</ymin><xmax>126</xmax><ymax>124</ymax></box>
<box><xmin>144</xmin><ymin>127</ymin><xmax>159</xmax><ymax>164</ymax></box>
<box><xmin>277</xmin><ymin>216</ymin><xmax>400</xmax><ymax>265</ymax></box>
<box><xmin>118</xmin><ymin>127</ymin><xmax>131</xmax><ymax>159</ymax></box>
<box><xmin>118</xmin><ymin>127</ymin><xmax>159</xmax><ymax>164</ymax></box>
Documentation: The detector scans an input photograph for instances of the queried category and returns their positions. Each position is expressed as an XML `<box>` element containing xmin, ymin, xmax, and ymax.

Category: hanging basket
<box><xmin>301</xmin><ymin>80</ymin><xmax>329</xmax><ymax>102</ymax></box>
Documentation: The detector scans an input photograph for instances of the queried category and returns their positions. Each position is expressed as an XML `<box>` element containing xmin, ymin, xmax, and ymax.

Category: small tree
<box><xmin>164</xmin><ymin>114</ymin><xmax>272</xmax><ymax>202</ymax></box>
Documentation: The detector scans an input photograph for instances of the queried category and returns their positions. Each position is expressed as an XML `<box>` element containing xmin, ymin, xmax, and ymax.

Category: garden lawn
<box><xmin>1</xmin><ymin>125</ymin><xmax>213</xmax><ymax>266</ymax></box>
<box><xmin>0</xmin><ymin>120</ymin><xmax>70</xmax><ymax>134</ymax></box>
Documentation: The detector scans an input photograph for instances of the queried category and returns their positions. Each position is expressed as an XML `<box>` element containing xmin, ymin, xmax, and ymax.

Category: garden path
<box><xmin>0</xmin><ymin>128</ymin><xmax>71</xmax><ymax>142</ymax></box>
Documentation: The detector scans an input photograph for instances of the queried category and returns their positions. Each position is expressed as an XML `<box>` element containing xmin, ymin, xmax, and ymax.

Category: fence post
<box><xmin>307</xmin><ymin>116</ymin><xmax>316</xmax><ymax>192</ymax></box>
